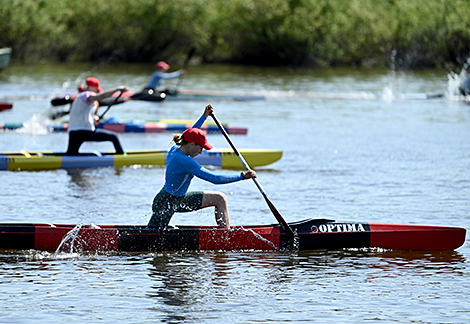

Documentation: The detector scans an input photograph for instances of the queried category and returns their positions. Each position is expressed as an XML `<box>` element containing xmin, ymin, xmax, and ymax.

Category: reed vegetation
<box><xmin>1</xmin><ymin>0</ymin><xmax>470</xmax><ymax>68</ymax></box>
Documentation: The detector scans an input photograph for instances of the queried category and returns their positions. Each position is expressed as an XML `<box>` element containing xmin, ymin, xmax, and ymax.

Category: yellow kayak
<box><xmin>0</xmin><ymin>148</ymin><xmax>282</xmax><ymax>171</ymax></box>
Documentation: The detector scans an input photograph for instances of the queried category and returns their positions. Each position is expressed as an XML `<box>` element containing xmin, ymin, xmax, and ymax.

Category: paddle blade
<box><xmin>262</xmin><ymin>193</ymin><xmax>296</xmax><ymax>239</ymax></box>
<box><xmin>51</xmin><ymin>96</ymin><xmax>73</xmax><ymax>106</ymax></box>
<box><xmin>50</xmin><ymin>110</ymin><xmax>70</xmax><ymax>120</ymax></box>
<box><xmin>98</xmin><ymin>97</ymin><xmax>126</xmax><ymax>106</ymax></box>
<box><xmin>185</xmin><ymin>47</ymin><xmax>197</xmax><ymax>65</ymax></box>
<box><xmin>176</xmin><ymin>46</ymin><xmax>197</xmax><ymax>89</ymax></box>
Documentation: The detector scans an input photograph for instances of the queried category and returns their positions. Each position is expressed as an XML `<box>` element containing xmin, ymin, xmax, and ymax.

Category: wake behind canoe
<box><xmin>0</xmin><ymin>219</ymin><xmax>465</xmax><ymax>252</ymax></box>
<box><xmin>0</xmin><ymin>148</ymin><xmax>282</xmax><ymax>171</ymax></box>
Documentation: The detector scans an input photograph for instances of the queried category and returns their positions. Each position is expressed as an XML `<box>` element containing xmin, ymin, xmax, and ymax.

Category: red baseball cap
<box><xmin>183</xmin><ymin>128</ymin><xmax>213</xmax><ymax>150</ymax></box>
<box><xmin>85</xmin><ymin>77</ymin><xmax>103</xmax><ymax>92</ymax></box>
<box><xmin>156</xmin><ymin>61</ymin><xmax>170</xmax><ymax>70</ymax></box>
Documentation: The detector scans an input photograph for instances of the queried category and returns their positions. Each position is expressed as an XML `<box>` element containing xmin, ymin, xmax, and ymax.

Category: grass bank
<box><xmin>1</xmin><ymin>0</ymin><xmax>470</xmax><ymax>69</ymax></box>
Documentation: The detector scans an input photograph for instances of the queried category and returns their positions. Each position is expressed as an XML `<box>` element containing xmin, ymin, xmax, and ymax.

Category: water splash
<box><xmin>382</xmin><ymin>49</ymin><xmax>398</xmax><ymax>102</ymax></box>
<box><xmin>382</xmin><ymin>86</ymin><xmax>395</xmax><ymax>102</ymax></box>
<box><xmin>235</xmin><ymin>225</ymin><xmax>301</xmax><ymax>251</ymax></box>
<box><xmin>446</xmin><ymin>72</ymin><xmax>464</xmax><ymax>100</ymax></box>
<box><xmin>53</xmin><ymin>223</ymin><xmax>84</xmax><ymax>256</ymax></box>
<box><xmin>281</xmin><ymin>230</ymin><xmax>300</xmax><ymax>252</ymax></box>
<box><xmin>17</xmin><ymin>114</ymin><xmax>50</xmax><ymax>135</ymax></box>
<box><xmin>446</xmin><ymin>60</ymin><xmax>470</xmax><ymax>100</ymax></box>
<box><xmin>238</xmin><ymin>226</ymin><xmax>277</xmax><ymax>249</ymax></box>
<box><xmin>292</xmin><ymin>233</ymin><xmax>300</xmax><ymax>251</ymax></box>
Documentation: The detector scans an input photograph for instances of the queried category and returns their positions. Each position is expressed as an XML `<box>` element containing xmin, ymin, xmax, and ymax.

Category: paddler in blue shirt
<box><xmin>144</xmin><ymin>61</ymin><xmax>186</xmax><ymax>94</ymax></box>
<box><xmin>147</xmin><ymin>104</ymin><xmax>257</xmax><ymax>230</ymax></box>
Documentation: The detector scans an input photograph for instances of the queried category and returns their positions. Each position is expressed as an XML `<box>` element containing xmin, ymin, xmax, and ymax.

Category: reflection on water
<box><xmin>0</xmin><ymin>247</ymin><xmax>468</xmax><ymax>323</ymax></box>
<box><xmin>67</xmin><ymin>169</ymin><xmax>96</xmax><ymax>188</ymax></box>
<box><xmin>295</xmin><ymin>249</ymin><xmax>467</xmax><ymax>274</ymax></box>
<box><xmin>143</xmin><ymin>248</ymin><xmax>468</xmax><ymax>320</ymax></box>
<box><xmin>66</xmin><ymin>168</ymin><xmax>123</xmax><ymax>188</ymax></box>
<box><xmin>369</xmin><ymin>249</ymin><xmax>466</xmax><ymax>268</ymax></box>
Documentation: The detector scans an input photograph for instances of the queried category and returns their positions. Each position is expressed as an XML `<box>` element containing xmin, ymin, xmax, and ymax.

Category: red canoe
<box><xmin>0</xmin><ymin>101</ymin><xmax>13</xmax><ymax>111</ymax></box>
<box><xmin>0</xmin><ymin>219</ymin><xmax>465</xmax><ymax>252</ymax></box>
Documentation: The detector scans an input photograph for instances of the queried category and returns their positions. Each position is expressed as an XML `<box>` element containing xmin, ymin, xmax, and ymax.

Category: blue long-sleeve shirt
<box><xmin>163</xmin><ymin>115</ymin><xmax>243</xmax><ymax>197</ymax></box>
<box><xmin>146</xmin><ymin>70</ymin><xmax>182</xmax><ymax>89</ymax></box>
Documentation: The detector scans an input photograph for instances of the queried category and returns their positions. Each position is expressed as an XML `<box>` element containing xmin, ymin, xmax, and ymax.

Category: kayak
<box><xmin>0</xmin><ymin>148</ymin><xmax>282</xmax><ymax>171</ymax></box>
<box><xmin>0</xmin><ymin>117</ymin><xmax>248</xmax><ymax>135</ymax></box>
<box><xmin>0</xmin><ymin>101</ymin><xmax>12</xmax><ymax>111</ymax></box>
<box><xmin>0</xmin><ymin>47</ymin><xmax>11</xmax><ymax>72</ymax></box>
<box><xmin>130</xmin><ymin>89</ymin><xmax>265</xmax><ymax>101</ymax></box>
<box><xmin>50</xmin><ymin>89</ymin><xmax>265</xmax><ymax>106</ymax></box>
<box><xmin>0</xmin><ymin>218</ymin><xmax>465</xmax><ymax>252</ymax></box>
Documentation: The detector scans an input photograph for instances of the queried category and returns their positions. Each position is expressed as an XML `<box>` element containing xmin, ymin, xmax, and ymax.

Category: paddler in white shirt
<box><xmin>66</xmin><ymin>77</ymin><xmax>128</xmax><ymax>155</ymax></box>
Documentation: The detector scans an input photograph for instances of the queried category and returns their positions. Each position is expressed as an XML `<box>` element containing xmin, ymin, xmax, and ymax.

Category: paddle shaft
<box><xmin>50</xmin><ymin>97</ymin><xmax>126</xmax><ymax>121</ymax></box>
<box><xmin>51</xmin><ymin>96</ymin><xmax>128</xmax><ymax>108</ymax></box>
<box><xmin>97</xmin><ymin>90</ymin><xmax>124</xmax><ymax>123</ymax></box>
<box><xmin>176</xmin><ymin>47</ymin><xmax>196</xmax><ymax>89</ymax></box>
<box><xmin>210</xmin><ymin>113</ymin><xmax>295</xmax><ymax>239</ymax></box>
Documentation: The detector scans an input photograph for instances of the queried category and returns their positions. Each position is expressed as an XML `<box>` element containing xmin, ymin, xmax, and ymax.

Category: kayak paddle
<box><xmin>176</xmin><ymin>46</ymin><xmax>196</xmax><ymax>90</ymax></box>
<box><xmin>51</xmin><ymin>90</ymin><xmax>164</xmax><ymax>108</ymax></box>
<box><xmin>210</xmin><ymin>112</ymin><xmax>296</xmax><ymax>240</ymax></box>
<box><xmin>97</xmin><ymin>90</ymin><xmax>125</xmax><ymax>123</ymax></box>
<box><xmin>49</xmin><ymin>97</ymin><xmax>128</xmax><ymax>120</ymax></box>
<box><xmin>49</xmin><ymin>110</ymin><xmax>71</xmax><ymax>120</ymax></box>
<box><xmin>51</xmin><ymin>95</ymin><xmax>73</xmax><ymax>106</ymax></box>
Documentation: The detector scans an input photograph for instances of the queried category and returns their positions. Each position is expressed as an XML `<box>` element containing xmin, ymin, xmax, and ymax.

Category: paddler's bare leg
<box><xmin>201</xmin><ymin>191</ymin><xmax>230</xmax><ymax>228</ymax></box>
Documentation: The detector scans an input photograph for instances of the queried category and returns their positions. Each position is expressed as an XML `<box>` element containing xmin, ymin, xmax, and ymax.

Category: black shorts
<box><xmin>147</xmin><ymin>189</ymin><xmax>204</xmax><ymax>229</ymax></box>
<box><xmin>66</xmin><ymin>129</ymin><xmax>123</xmax><ymax>155</ymax></box>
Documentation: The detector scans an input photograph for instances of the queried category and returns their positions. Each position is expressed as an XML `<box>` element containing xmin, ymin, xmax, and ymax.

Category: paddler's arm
<box><xmin>90</xmin><ymin>86</ymin><xmax>129</xmax><ymax>125</ymax></box>
<box><xmin>191</xmin><ymin>104</ymin><xmax>213</xmax><ymax>129</ymax></box>
<box><xmin>89</xmin><ymin>86</ymin><xmax>129</xmax><ymax>102</ymax></box>
<box><xmin>161</xmin><ymin>70</ymin><xmax>185</xmax><ymax>79</ymax></box>
<box><xmin>185</xmin><ymin>159</ymin><xmax>257</xmax><ymax>184</ymax></box>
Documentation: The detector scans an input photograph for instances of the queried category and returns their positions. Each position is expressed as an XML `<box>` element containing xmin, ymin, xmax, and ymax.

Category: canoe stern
<box><xmin>369</xmin><ymin>223</ymin><xmax>466</xmax><ymax>251</ymax></box>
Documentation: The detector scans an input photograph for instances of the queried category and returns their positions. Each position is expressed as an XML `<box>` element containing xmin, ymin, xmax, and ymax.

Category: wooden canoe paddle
<box><xmin>210</xmin><ymin>112</ymin><xmax>296</xmax><ymax>240</ymax></box>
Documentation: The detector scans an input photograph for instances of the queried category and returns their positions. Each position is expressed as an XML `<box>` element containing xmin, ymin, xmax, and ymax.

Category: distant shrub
<box><xmin>1</xmin><ymin>0</ymin><xmax>470</xmax><ymax>68</ymax></box>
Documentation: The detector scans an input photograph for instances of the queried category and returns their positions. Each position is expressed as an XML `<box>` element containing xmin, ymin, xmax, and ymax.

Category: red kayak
<box><xmin>0</xmin><ymin>101</ymin><xmax>13</xmax><ymax>111</ymax></box>
<box><xmin>0</xmin><ymin>219</ymin><xmax>465</xmax><ymax>252</ymax></box>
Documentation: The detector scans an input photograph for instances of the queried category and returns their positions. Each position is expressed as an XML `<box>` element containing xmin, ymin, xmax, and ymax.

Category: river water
<box><xmin>0</xmin><ymin>62</ymin><xmax>469</xmax><ymax>323</ymax></box>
